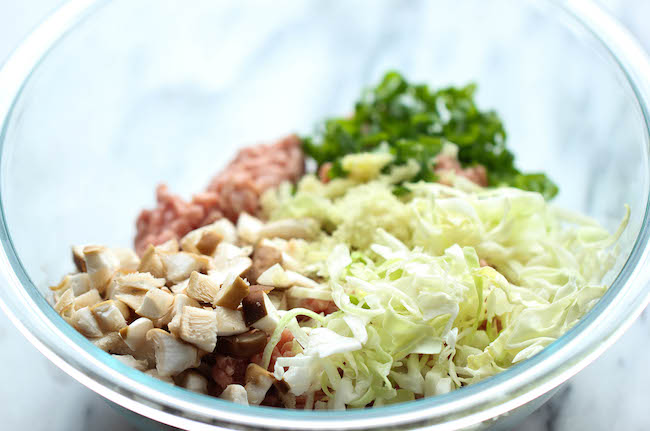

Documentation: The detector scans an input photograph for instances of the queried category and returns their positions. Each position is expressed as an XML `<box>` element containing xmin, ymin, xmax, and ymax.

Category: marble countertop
<box><xmin>1</xmin><ymin>1</ymin><xmax>650</xmax><ymax>430</ymax></box>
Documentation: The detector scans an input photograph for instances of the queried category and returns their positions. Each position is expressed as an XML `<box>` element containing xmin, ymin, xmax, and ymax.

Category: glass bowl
<box><xmin>1</xmin><ymin>0</ymin><xmax>649</xmax><ymax>429</ymax></box>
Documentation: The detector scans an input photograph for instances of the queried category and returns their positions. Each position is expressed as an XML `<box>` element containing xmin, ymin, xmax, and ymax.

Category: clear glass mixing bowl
<box><xmin>0</xmin><ymin>0</ymin><xmax>649</xmax><ymax>429</ymax></box>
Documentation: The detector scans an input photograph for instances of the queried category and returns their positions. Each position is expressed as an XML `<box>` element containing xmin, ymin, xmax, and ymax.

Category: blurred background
<box><xmin>0</xmin><ymin>1</ymin><xmax>649</xmax><ymax>430</ymax></box>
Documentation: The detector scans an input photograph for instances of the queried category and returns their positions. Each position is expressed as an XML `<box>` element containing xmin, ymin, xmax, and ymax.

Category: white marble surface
<box><xmin>1</xmin><ymin>1</ymin><xmax>650</xmax><ymax>430</ymax></box>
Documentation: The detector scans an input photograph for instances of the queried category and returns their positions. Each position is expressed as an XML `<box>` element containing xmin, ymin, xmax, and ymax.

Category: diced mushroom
<box><xmin>196</xmin><ymin>231</ymin><xmax>222</xmax><ymax>256</ymax></box>
<box><xmin>178</xmin><ymin>370</ymin><xmax>209</xmax><ymax>394</ymax></box>
<box><xmin>52</xmin><ymin>273</ymin><xmax>91</xmax><ymax>298</ymax></box>
<box><xmin>119</xmin><ymin>317</ymin><xmax>154</xmax><ymax>351</ymax></box>
<box><xmin>245</xmin><ymin>364</ymin><xmax>275</xmax><ymax>405</ymax></box>
<box><xmin>146</xmin><ymin>329</ymin><xmax>200</xmax><ymax>377</ymax></box>
<box><xmin>161</xmin><ymin>252</ymin><xmax>211</xmax><ymax>284</ymax></box>
<box><xmin>176</xmin><ymin>306</ymin><xmax>217</xmax><ymax>352</ymax></box>
<box><xmin>215</xmin><ymin>330</ymin><xmax>267</xmax><ymax>358</ymax></box>
<box><xmin>258</xmin><ymin>218</ymin><xmax>319</xmax><ymax>240</ymax></box>
<box><xmin>73</xmin><ymin>289</ymin><xmax>102</xmax><ymax>310</ymax></box>
<box><xmin>112</xmin><ymin>354</ymin><xmax>148</xmax><ymax>371</ymax></box>
<box><xmin>214</xmin><ymin>307</ymin><xmax>248</xmax><ymax>336</ymax></box>
<box><xmin>214</xmin><ymin>276</ymin><xmax>249</xmax><ymax>310</ymax></box>
<box><xmin>181</xmin><ymin>219</ymin><xmax>237</xmax><ymax>255</ymax></box>
<box><xmin>91</xmin><ymin>332</ymin><xmax>132</xmax><ymax>354</ymax></box>
<box><xmin>267</xmin><ymin>290</ymin><xmax>287</xmax><ymax>311</ymax></box>
<box><xmin>245</xmin><ymin>245</ymin><xmax>282</xmax><ymax>284</ymax></box>
<box><xmin>210</xmin><ymin>257</ymin><xmax>252</xmax><ymax>286</ymax></box>
<box><xmin>220</xmin><ymin>384</ymin><xmax>249</xmax><ymax>405</ymax></box>
<box><xmin>111</xmin><ymin>247</ymin><xmax>140</xmax><ymax>272</ymax></box>
<box><xmin>214</xmin><ymin>243</ymin><xmax>253</xmax><ymax>260</ymax></box>
<box><xmin>156</xmin><ymin>238</ymin><xmax>179</xmax><ymax>253</ymax></box>
<box><xmin>237</xmin><ymin>213</ymin><xmax>264</xmax><ymax>244</ymax></box>
<box><xmin>242</xmin><ymin>291</ymin><xmax>280</xmax><ymax>335</ymax></box>
<box><xmin>170</xmin><ymin>278</ymin><xmax>189</xmax><ymax>295</ymax></box>
<box><xmin>256</xmin><ymin>264</ymin><xmax>319</xmax><ymax>289</ymax></box>
<box><xmin>112</xmin><ymin>272</ymin><xmax>165</xmax><ymax>311</ymax></box>
<box><xmin>71</xmin><ymin>306</ymin><xmax>103</xmax><ymax>338</ymax></box>
<box><xmin>138</xmin><ymin>245</ymin><xmax>166</xmax><ymax>279</ymax></box>
<box><xmin>145</xmin><ymin>369</ymin><xmax>174</xmax><ymax>384</ymax></box>
<box><xmin>91</xmin><ymin>300</ymin><xmax>127</xmax><ymax>332</ymax></box>
<box><xmin>135</xmin><ymin>288</ymin><xmax>174</xmax><ymax>320</ymax></box>
<box><xmin>83</xmin><ymin>246</ymin><xmax>120</xmax><ymax>293</ymax></box>
<box><xmin>54</xmin><ymin>289</ymin><xmax>75</xmax><ymax>314</ymax></box>
<box><xmin>186</xmin><ymin>271</ymin><xmax>221</xmax><ymax>304</ymax></box>
<box><xmin>72</xmin><ymin>245</ymin><xmax>87</xmax><ymax>272</ymax></box>
<box><xmin>158</xmin><ymin>293</ymin><xmax>200</xmax><ymax>329</ymax></box>
<box><xmin>113</xmin><ymin>299</ymin><xmax>131</xmax><ymax>320</ymax></box>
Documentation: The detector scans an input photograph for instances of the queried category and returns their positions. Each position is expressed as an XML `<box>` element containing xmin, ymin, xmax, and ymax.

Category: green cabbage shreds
<box><xmin>301</xmin><ymin>71</ymin><xmax>558</xmax><ymax>199</ymax></box>
<box><xmin>262</xmin><ymin>180</ymin><xmax>628</xmax><ymax>409</ymax></box>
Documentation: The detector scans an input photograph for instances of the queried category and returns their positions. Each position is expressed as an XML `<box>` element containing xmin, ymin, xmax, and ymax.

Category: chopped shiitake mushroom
<box><xmin>161</xmin><ymin>252</ymin><xmax>211</xmax><ymax>284</ymax></box>
<box><xmin>52</xmin><ymin>273</ymin><xmax>91</xmax><ymax>298</ymax></box>
<box><xmin>111</xmin><ymin>247</ymin><xmax>140</xmax><ymax>272</ymax></box>
<box><xmin>181</xmin><ymin>219</ymin><xmax>237</xmax><ymax>255</ymax></box>
<box><xmin>135</xmin><ymin>288</ymin><xmax>174</xmax><ymax>320</ymax></box>
<box><xmin>119</xmin><ymin>317</ymin><xmax>154</xmax><ymax>351</ymax></box>
<box><xmin>215</xmin><ymin>243</ymin><xmax>253</xmax><ymax>260</ymax></box>
<box><xmin>175</xmin><ymin>306</ymin><xmax>217</xmax><ymax>352</ymax></box>
<box><xmin>146</xmin><ymin>329</ymin><xmax>200</xmax><ymax>377</ymax></box>
<box><xmin>73</xmin><ymin>289</ymin><xmax>103</xmax><ymax>310</ymax></box>
<box><xmin>196</xmin><ymin>231</ymin><xmax>222</xmax><ymax>256</ymax></box>
<box><xmin>91</xmin><ymin>300</ymin><xmax>127</xmax><ymax>332</ymax></box>
<box><xmin>170</xmin><ymin>278</ymin><xmax>189</xmax><ymax>295</ymax></box>
<box><xmin>215</xmin><ymin>330</ymin><xmax>267</xmax><ymax>358</ymax></box>
<box><xmin>242</xmin><ymin>291</ymin><xmax>280</xmax><ymax>335</ymax></box>
<box><xmin>177</xmin><ymin>370</ymin><xmax>209</xmax><ymax>394</ymax></box>
<box><xmin>111</xmin><ymin>272</ymin><xmax>165</xmax><ymax>311</ymax></box>
<box><xmin>160</xmin><ymin>293</ymin><xmax>200</xmax><ymax>329</ymax></box>
<box><xmin>71</xmin><ymin>306</ymin><xmax>103</xmax><ymax>338</ymax></box>
<box><xmin>92</xmin><ymin>332</ymin><xmax>133</xmax><ymax>355</ymax></box>
<box><xmin>214</xmin><ymin>306</ymin><xmax>248</xmax><ymax>336</ymax></box>
<box><xmin>245</xmin><ymin>245</ymin><xmax>282</xmax><ymax>284</ymax></box>
<box><xmin>245</xmin><ymin>364</ymin><xmax>276</xmax><ymax>405</ymax></box>
<box><xmin>112</xmin><ymin>354</ymin><xmax>148</xmax><ymax>371</ymax></box>
<box><xmin>114</xmin><ymin>299</ymin><xmax>131</xmax><ymax>320</ymax></box>
<box><xmin>53</xmin><ymin>208</ymin><xmax>329</xmax><ymax>397</ymax></box>
<box><xmin>267</xmin><ymin>290</ymin><xmax>287</xmax><ymax>311</ymax></box>
<box><xmin>214</xmin><ymin>276</ymin><xmax>249</xmax><ymax>310</ymax></box>
<box><xmin>83</xmin><ymin>246</ymin><xmax>120</xmax><ymax>293</ymax></box>
<box><xmin>256</xmin><ymin>264</ymin><xmax>319</xmax><ymax>289</ymax></box>
<box><xmin>210</xmin><ymin>256</ymin><xmax>252</xmax><ymax>287</ymax></box>
<box><xmin>54</xmin><ymin>289</ymin><xmax>75</xmax><ymax>314</ymax></box>
<box><xmin>137</xmin><ymin>245</ymin><xmax>165</xmax><ymax>279</ymax></box>
<box><xmin>156</xmin><ymin>238</ymin><xmax>180</xmax><ymax>253</ymax></box>
<box><xmin>220</xmin><ymin>384</ymin><xmax>249</xmax><ymax>405</ymax></box>
<box><xmin>258</xmin><ymin>218</ymin><xmax>319</xmax><ymax>241</ymax></box>
<box><xmin>145</xmin><ymin>369</ymin><xmax>174</xmax><ymax>384</ymax></box>
<box><xmin>72</xmin><ymin>245</ymin><xmax>87</xmax><ymax>272</ymax></box>
<box><xmin>186</xmin><ymin>271</ymin><xmax>221</xmax><ymax>304</ymax></box>
<box><xmin>236</xmin><ymin>213</ymin><xmax>264</xmax><ymax>244</ymax></box>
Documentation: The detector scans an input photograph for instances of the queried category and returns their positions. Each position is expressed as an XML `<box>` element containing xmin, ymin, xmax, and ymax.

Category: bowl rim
<box><xmin>0</xmin><ymin>0</ymin><xmax>650</xmax><ymax>429</ymax></box>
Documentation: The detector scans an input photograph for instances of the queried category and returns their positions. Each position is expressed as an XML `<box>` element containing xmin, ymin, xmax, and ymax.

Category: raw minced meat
<box><xmin>135</xmin><ymin>135</ymin><xmax>304</xmax><ymax>255</ymax></box>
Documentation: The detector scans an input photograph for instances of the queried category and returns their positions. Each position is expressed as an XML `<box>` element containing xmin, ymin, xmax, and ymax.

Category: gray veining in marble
<box><xmin>0</xmin><ymin>0</ymin><xmax>649</xmax><ymax>430</ymax></box>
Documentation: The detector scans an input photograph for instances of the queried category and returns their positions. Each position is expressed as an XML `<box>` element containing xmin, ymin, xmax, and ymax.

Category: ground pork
<box><xmin>251</xmin><ymin>329</ymin><xmax>295</xmax><ymax>372</ymax></box>
<box><xmin>299</xmin><ymin>298</ymin><xmax>338</xmax><ymax>315</ymax></box>
<box><xmin>134</xmin><ymin>135</ymin><xmax>304</xmax><ymax>255</ymax></box>
<box><xmin>210</xmin><ymin>354</ymin><xmax>250</xmax><ymax>394</ymax></box>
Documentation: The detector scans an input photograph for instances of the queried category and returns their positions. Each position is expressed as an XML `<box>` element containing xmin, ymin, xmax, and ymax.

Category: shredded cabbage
<box><xmin>261</xmin><ymin>176</ymin><xmax>628</xmax><ymax>409</ymax></box>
